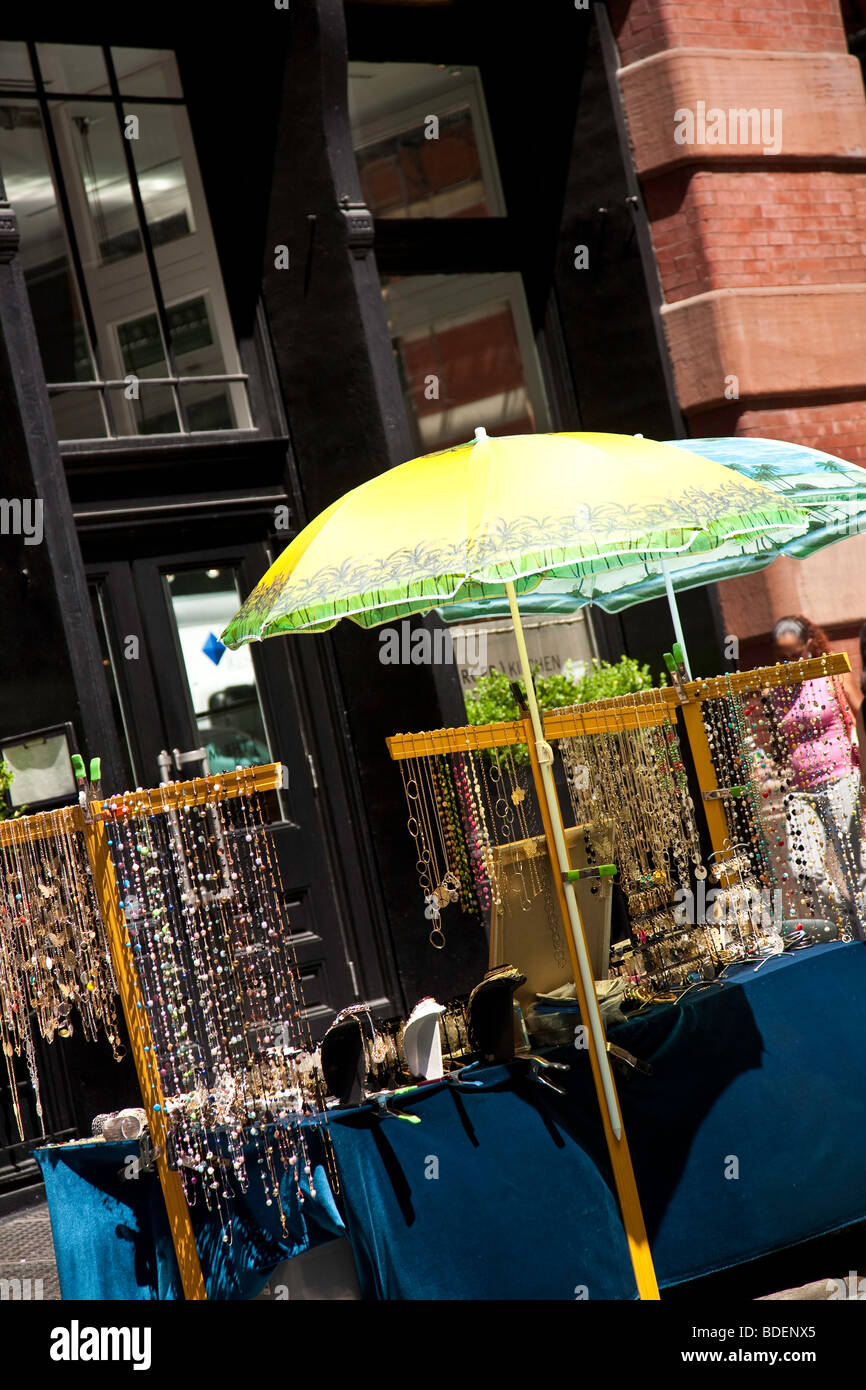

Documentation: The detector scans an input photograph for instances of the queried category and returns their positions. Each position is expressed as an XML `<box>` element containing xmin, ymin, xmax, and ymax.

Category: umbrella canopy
<box><xmin>221</xmin><ymin>430</ymin><xmax>808</xmax><ymax>647</ymax></box>
<box><xmin>437</xmin><ymin>436</ymin><xmax>866</xmax><ymax>623</ymax></box>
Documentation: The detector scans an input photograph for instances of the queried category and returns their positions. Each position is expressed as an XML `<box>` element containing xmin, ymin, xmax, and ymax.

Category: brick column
<box><xmin>609</xmin><ymin>0</ymin><xmax>866</xmax><ymax>670</ymax></box>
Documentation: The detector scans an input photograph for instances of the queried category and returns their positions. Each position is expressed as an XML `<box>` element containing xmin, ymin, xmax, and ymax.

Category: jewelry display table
<box><xmin>35</xmin><ymin>942</ymin><xmax>866</xmax><ymax>1299</ymax></box>
<box><xmin>327</xmin><ymin>941</ymin><xmax>866</xmax><ymax>1298</ymax></box>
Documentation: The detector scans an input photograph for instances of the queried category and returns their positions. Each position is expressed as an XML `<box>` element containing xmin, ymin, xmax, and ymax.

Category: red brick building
<box><xmin>610</xmin><ymin>0</ymin><xmax>866</xmax><ymax>674</ymax></box>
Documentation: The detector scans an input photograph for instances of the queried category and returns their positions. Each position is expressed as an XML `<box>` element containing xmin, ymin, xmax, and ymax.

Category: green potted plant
<box><xmin>0</xmin><ymin>761</ymin><xmax>16</xmax><ymax>820</ymax></box>
<box><xmin>465</xmin><ymin>655</ymin><xmax>656</xmax><ymax>765</ymax></box>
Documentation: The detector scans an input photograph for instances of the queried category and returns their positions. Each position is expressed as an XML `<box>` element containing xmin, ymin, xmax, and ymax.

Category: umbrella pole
<box><xmin>661</xmin><ymin>559</ymin><xmax>692</xmax><ymax>678</ymax></box>
<box><xmin>505</xmin><ymin>581</ymin><xmax>659</xmax><ymax>1300</ymax></box>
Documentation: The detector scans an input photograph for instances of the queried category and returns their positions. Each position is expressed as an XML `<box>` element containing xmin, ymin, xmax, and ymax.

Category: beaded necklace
<box><xmin>105</xmin><ymin>777</ymin><xmax>328</xmax><ymax>1242</ymax></box>
<box><xmin>0</xmin><ymin>810</ymin><xmax>121</xmax><ymax>1139</ymax></box>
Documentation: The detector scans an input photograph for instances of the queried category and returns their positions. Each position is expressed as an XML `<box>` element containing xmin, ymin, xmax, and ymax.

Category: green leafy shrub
<box><xmin>465</xmin><ymin>656</ymin><xmax>655</xmax><ymax>763</ymax></box>
<box><xmin>0</xmin><ymin>761</ymin><xmax>17</xmax><ymax>820</ymax></box>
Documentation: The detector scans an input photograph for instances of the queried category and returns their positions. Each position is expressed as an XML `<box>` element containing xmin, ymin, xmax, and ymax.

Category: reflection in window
<box><xmin>122</xmin><ymin>102</ymin><xmax>194</xmax><ymax>250</ymax></box>
<box><xmin>0</xmin><ymin>41</ymin><xmax>251</xmax><ymax>440</ymax></box>
<box><xmin>35</xmin><ymin>43</ymin><xmax>108</xmax><ymax>95</ymax></box>
<box><xmin>111</xmin><ymin>48</ymin><xmax>183</xmax><ymax>98</ymax></box>
<box><xmin>117</xmin><ymin>295</ymin><xmax>234</xmax><ymax>433</ymax></box>
<box><xmin>383</xmin><ymin>273</ymin><xmax>550</xmax><ymax>453</ymax></box>
<box><xmin>347</xmin><ymin>62</ymin><xmax>503</xmax><ymax>219</ymax></box>
<box><xmin>65</xmin><ymin>100</ymin><xmax>153</xmax><ymax>263</ymax></box>
<box><xmin>166</xmin><ymin>569</ymin><xmax>272</xmax><ymax>775</ymax></box>
<box><xmin>0</xmin><ymin>98</ymin><xmax>107</xmax><ymax>438</ymax></box>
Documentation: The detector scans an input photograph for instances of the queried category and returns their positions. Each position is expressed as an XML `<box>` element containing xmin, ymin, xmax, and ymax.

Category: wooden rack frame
<box><xmin>387</xmin><ymin>654</ymin><xmax>850</xmax><ymax>862</ymax></box>
<box><xmin>2</xmin><ymin>762</ymin><xmax>288</xmax><ymax>1301</ymax></box>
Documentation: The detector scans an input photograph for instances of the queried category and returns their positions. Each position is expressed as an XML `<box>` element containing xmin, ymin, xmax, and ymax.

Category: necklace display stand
<box><xmin>0</xmin><ymin>763</ymin><xmax>289</xmax><ymax>1302</ymax></box>
<box><xmin>386</xmin><ymin>650</ymin><xmax>853</xmax><ymax>1300</ymax></box>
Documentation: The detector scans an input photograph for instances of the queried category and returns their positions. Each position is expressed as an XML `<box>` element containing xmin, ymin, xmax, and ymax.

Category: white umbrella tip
<box><xmin>474</xmin><ymin>426</ymin><xmax>488</xmax><ymax>441</ymax></box>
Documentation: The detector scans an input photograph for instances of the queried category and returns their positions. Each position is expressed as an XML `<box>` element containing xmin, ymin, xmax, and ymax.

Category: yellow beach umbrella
<box><xmin>224</xmin><ymin>429</ymin><xmax>807</xmax><ymax>645</ymax></box>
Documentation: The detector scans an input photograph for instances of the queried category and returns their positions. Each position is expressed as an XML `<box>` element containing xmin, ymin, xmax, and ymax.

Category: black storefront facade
<box><xmin>0</xmin><ymin>1</ymin><xmax>725</xmax><ymax>1196</ymax></box>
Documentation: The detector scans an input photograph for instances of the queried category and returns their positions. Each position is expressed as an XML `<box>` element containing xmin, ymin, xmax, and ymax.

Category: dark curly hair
<box><xmin>860</xmin><ymin>620</ymin><xmax>866</xmax><ymax>699</ymax></box>
<box><xmin>772</xmin><ymin>614</ymin><xmax>831</xmax><ymax>658</ymax></box>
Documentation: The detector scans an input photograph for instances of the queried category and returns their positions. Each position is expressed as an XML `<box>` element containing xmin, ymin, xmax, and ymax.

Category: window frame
<box><xmin>383</xmin><ymin>269</ymin><xmax>553</xmax><ymax>445</ymax></box>
<box><xmin>348</xmin><ymin>61</ymin><xmax>506</xmax><ymax>219</ymax></box>
<box><xmin>0</xmin><ymin>40</ymin><xmax>257</xmax><ymax>445</ymax></box>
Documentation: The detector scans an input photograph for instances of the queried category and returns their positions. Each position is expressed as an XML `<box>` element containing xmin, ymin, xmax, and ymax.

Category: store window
<box><xmin>347</xmin><ymin>62</ymin><xmax>504</xmax><ymax>219</ymax></box>
<box><xmin>348</xmin><ymin>63</ymin><xmax>550</xmax><ymax>451</ymax></box>
<box><xmin>166</xmin><ymin>568</ymin><xmax>272</xmax><ymax>775</ymax></box>
<box><xmin>0</xmin><ymin>41</ymin><xmax>251</xmax><ymax>441</ymax></box>
<box><xmin>384</xmin><ymin>272</ymin><xmax>551</xmax><ymax>453</ymax></box>
<box><xmin>348</xmin><ymin>63</ymin><xmax>550</xmax><ymax>450</ymax></box>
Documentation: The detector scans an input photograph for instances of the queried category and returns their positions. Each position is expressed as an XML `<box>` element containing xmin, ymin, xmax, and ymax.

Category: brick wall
<box><xmin>646</xmin><ymin>170</ymin><xmax>866</xmax><ymax>304</ymax></box>
<box><xmin>609</xmin><ymin>0</ymin><xmax>866</xmax><ymax>646</ymax></box>
<box><xmin>610</xmin><ymin>0</ymin><xmax>850</xmax><ymax>63</ymax></box>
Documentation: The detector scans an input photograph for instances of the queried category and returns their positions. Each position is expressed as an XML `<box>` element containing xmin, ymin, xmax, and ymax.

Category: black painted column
<box><xmin>261</xmin><ymin>0</ymin><xmax>489</xmax><ymax>1005</ymax></box>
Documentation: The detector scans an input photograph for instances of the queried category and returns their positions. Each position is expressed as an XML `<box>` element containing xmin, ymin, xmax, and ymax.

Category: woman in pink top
<box><xmin>769</xmin><ymin>616</ymin><xmax>865</xmax><ymax>937</ymax></box>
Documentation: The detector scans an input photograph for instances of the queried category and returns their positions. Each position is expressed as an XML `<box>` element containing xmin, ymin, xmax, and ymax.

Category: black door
<box><xmin>86</xmin><ymin>542</ymin><xmax>385</xmax><ymax>1036</ymax></box>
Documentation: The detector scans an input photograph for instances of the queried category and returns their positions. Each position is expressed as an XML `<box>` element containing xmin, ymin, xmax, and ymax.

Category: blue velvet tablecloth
<box><xmin>35</xmin><ymin>1125</ymin><xmax>343</xmax><ymax>1300</ymax></box>
<box><xmin>328</xmin><ymin>942</ymin><xmax>866</xmax><ymax>1298</ymax></box>
<box><xmin>36</xmin><ymin>943</ymin><xmax>866</xmax><ymax>1299</ymax></box>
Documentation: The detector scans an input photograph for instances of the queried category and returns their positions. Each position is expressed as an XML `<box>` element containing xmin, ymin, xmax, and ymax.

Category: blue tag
<box><xmin>202</xmin><ymin>632</ymin><xmax>226</xmax><ymax>665</ymax></box>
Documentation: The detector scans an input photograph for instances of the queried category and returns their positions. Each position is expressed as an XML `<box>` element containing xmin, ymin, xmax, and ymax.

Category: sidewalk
<box><xmin>0</xmin><ymin>1193</ymin><xmax>60</xmax><ymax>1300</ymax></box>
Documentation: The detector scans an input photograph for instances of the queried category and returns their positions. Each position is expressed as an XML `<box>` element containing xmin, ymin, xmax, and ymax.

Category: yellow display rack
<box><xmin>0</xmin><ymin>762</ymin><xmax>288</xmax><ymax>1302</ymax></box>
<box><xmin>385</xmin><ymin>652</ymin><xmax>852</xmax><ymax>1301</ymax></box>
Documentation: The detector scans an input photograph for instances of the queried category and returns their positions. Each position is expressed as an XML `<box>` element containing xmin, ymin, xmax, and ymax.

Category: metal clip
<box><xmin>72</xmin><ymin>753</ymin><xmax>100</xmax><ymax>823</ymax></box>
<box><xmin>523</xmin><ymin>1054</ymin><xmax>569</xmax><ymax>1096</ymax></box>
<box><xmin>703</xmin><ymin>786</ymin><xmax>747</xmax><ymax>802</ymax></box>
<box><xmin>367</xmin><ymin>1090</ymin><xmax>422</xmax><ymax>1124</ymax></box>
<box><xmin>562</xmin><ymin>863</ymin><xmax>617</xmax><ymax>884</ymax></box>
<box><xmin>606</xmin><ymin>1041</ymin><xmax>652</xmax><ymax>1076</ymax></box>
<box><xmin>664</xmin><ymin>645</ymin><xmax>691</xmax><ymax>704</ymax></box>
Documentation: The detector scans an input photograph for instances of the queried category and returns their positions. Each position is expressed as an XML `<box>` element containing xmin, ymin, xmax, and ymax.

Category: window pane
<box><xmin>107</xmin><ymin>381</ymin><xmax>180</xmax><ymax>436</ymax></box>
<box><xmin>35</xmin><ymin>43</ymin><xmax>108</xmax><ymax>95</ymax></box>
<box><xmin>348</xmin><ymin>62</ymin><xmax>501</xmax><ymax>219</ymax></box>
<box><xmin>4</xmin><ymin>44</ymin><xmax>251</xmax><ymax>441</ymax></box>
<box><xmin>54</xmin><ymin>97</ymin><xmax>177</xmax><ymax>432</ymax></box>
<box><xmin>60</xmin><ymin>100</ymin><xmax>144</xmax><ymax>262</ymax></box>
<box><xmin>181</xmin><ymin>380</ymin><xmax>234</xmax><ymax>432</ymax></box>
<box><xmin>170</xmin><ymin>293</ymin><xmax>236</xmax><ymax>429</ymax></box>
<box><xmin>122</xmin><ymin>106</ymin><xmax>251</xmax><ymax>431</ymax></box>
<box><xmin>123</xmin><ymin>102</ymin><xmax>194</xmax><ymax>247</ymax></box>
<box><xmin>166</xmin><ymin>569</ymin><xmax>272</xmax><ymax>772</ymax></box>
<box><xmin>112</xmin><ymin>48</ymin><xmax>182</xmax><ymax>98</ymax></box>
<box><xmin>0</xmin><ymin>100</ymin><xmax>100</xmax><ymax>396</ymax></box>
<box><xmin>383</xmin><ymin>274</ymin><xmax>549</xmax><ymax>452</ymax></box>
<box><xmin>48</xmin><ymin>388</ymin><xmax>107</xmax><ymax>441</ymax></box>
<box><xmin>0</xmin><ymin>42</ymin><xmax>33</xmax><ymax>88</ymax></box>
